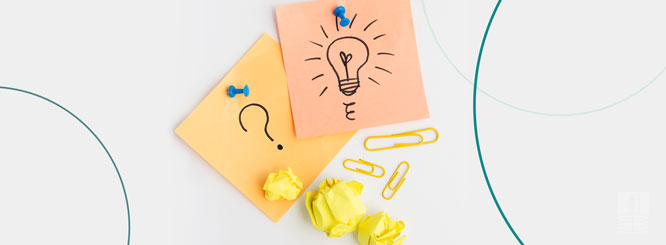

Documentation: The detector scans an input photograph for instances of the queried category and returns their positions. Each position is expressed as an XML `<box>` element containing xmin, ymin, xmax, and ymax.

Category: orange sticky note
<box><xmin>276</xmin><ymin>0</ymin><xmax>429</xmax><ymax>138</ymax></box>
<box><xmin>175</xmin><ymin>34</ymin><xmax>355</xmax><ymax>222</ymax></box>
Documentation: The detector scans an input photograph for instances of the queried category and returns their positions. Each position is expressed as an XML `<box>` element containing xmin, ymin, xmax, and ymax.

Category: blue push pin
<box><xmin>334</xmin><ymin>6</ymin><xmax>350</xmax><ymax>27</ymax></box>
<box><xmin>228</xmin><ymin>85</ymin><xmax>249</xmax><ymax>98</ymax></box>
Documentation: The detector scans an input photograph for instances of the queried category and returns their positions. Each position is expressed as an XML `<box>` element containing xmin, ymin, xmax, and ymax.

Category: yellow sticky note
<box><xmin>276</xmin><ymin>0</ymin><xmax>429</xmax><ymax>138</ymax></box>
<box><xmin>305</xmin><ymin>178</ymin><xmax>366</xmax><ymax>237</ymax></box>
<box><xmin>358</xmin><ymin>212</ymin><xmax>406</xmax><ymax>245</ymax></box>
<box><xmin>175</xmin><ymin>34</ymin><xmax>355</xmax><ymax>222</ymax></box>
<box><xmin>263</xmin><ymin>167</ymin><xmax>302</xmax><ymax>200</ymax></box>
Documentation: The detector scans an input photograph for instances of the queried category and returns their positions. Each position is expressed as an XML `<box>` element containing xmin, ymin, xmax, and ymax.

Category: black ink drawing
<box><xmin>306</xmin><ymin>15</ymin><xmax>394</xmax><ymax>121</ymax></box>
<box><xmin>238</xmin><ymin>103</ymin><xmax>283</xmax><ymax>150</ymax></box>
<box><xmin>327</xmin><ymin>36</ymin><xmax>368</xmax><ymax>96</ymax></box>
<box><xmin>343</xmin><ymin>102</ymin><xmax>356</xmax><ymax>120</ymax></box>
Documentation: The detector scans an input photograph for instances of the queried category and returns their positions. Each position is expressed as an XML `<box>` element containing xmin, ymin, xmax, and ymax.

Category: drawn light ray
<box><xmin>320</xmin><ymin>25</ymin><xmax>328</xmax><ymax>38</ymax></box>
<box><xmin>377</xmin><ymin>52</ymin><xmax>394</xmax><ymax>56</ymax></box>
<box><xmin>368</xmin><ymin>77</ymin><xmax>380</xmax><ymax>85</ymax></box>
<box><xmin>310</xmin><ymin>41</ymin><xmax>323</xmax><ymax>48</ymax></box>
<box><xmin>373</xmin><ymin>34</ymin><xmax>386</xmax><ymax>40</ymax></box>
<box><xmin>312</xmin><ymin>74</ymin><xmax>324</xmax><ymax>80</ymax></box>
<box><xmin>335</xmin><ymin>16</ymin><xmax>340</xmax><ymax>31</ymax></box>
<box><xmin>375</xmin><ymin>66</ymin><xmax>392</xmax><ymax>74</ymax></box>
<box><xmin>319</xmin><ymin>86</ymin><xmax>328</xmax><ymax>96</ymax></box>
<box><xmin>349</xmin><ymin>14</ymin><xmax>357</xmax><ymax>28</ymax></box>
<box><xmin>305</xmin><ymin>57</ymin><xmax>321</xmax><ymax>61</ymax></box>
<box><xmin>363</xmin><ymin>19</ymin><xmax>377</xmax><ymax>31</ymax></box>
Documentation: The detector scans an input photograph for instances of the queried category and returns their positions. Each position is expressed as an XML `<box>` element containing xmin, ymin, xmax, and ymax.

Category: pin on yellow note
<box><xmin>175</xmin><ymin>34</ymin><xmax>355</xmax><ymax>222</ymax></box>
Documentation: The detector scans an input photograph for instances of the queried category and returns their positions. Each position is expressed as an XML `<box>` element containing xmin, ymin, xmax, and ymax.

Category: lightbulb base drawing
<box><xmin>339</xmin><ymin>78</ymin><xmax>359</xmax><ymax>96</ymax></box>
<box><xmin>343</xmin><ymin>101</ymin><xmax>356</xmax><ymax>120</ymax></box>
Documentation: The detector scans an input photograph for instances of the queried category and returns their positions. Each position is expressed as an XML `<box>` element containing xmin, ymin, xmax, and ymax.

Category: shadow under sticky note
<box><xmin>175</xmin><ymin>34</ymin><xmax>356</xmax><ymax>222</ymax></box>
<box><xmin>276</xmin><ymin>0</ymin><xmax>429</xmax><ymax>138</ymax></box>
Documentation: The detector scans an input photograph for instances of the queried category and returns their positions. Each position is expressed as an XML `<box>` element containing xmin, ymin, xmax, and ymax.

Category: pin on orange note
<box><xmin>175</xmin><ymin>34</ymin><xmax>355</xmax><ymax>222</ymax></box>
<box><xmin>276</xmin><ymin>0</ymin><xmax>429</xmax><ymax>138</ymax></box>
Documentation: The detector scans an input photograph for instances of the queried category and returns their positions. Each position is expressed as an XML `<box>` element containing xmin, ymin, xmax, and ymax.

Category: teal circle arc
<box><xmin>0</xmin><ymin>86</ymin><xmax>131</xmax><ymax>245</ymax></box>
<box><xmin>422</xmin><ymin>0</ymin><xmax>665</xmax><ymax>117</ymax></box>
<box><xmin>470</xmin><ymin>1</ymin><xmax>524</xmax><ymax>244</ymax></box>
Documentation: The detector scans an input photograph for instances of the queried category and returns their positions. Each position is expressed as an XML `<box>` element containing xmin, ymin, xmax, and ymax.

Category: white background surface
<box><xmin>1</xmin><ymin>0</ymin><xmax>665</xmax><ymax>244</ymax></box>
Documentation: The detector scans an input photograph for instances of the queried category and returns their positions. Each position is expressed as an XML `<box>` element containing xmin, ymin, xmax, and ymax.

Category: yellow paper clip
<box><xmin>382</xmin><ymin>161</ymin><xmax>409</xmax><ymax>200</ymax></box>
<box><xmin>343</xmin><ymin>159</ymin><xmax>385</xmax><ymax>178</ymax></box>
<box><xmin>364</xmin><ymin>128</ymin><xmax>439</xmax><ymax>151</ymax></box>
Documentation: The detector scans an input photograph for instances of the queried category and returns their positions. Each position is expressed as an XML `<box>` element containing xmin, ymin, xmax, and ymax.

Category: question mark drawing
<box><xmin>239</xmin><ymin>103</ymin><xmax>283</xmax><ymax>150</ymax></box>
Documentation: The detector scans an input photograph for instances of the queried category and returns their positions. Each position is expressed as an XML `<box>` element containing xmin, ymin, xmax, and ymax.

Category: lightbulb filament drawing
<box><xmin>327</xmin><ymin>36</ymin><xmax>369</xmax><ymax>96</ymax></box>
<box><xmin>306</xmin><ymin>15</ymin><xmax>394</xmax><ymax>120</ymax></box>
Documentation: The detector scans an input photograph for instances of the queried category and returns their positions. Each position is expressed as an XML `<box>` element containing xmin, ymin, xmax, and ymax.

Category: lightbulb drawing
<box><xmin>305</xmin><ymin>12</ymin><xmax>394</xmax><ymax>121</ymax></box>
<box><xmin>326</xmin><ymin>37</ymin><xmax>369</xmax><ymax>96</ymax></box>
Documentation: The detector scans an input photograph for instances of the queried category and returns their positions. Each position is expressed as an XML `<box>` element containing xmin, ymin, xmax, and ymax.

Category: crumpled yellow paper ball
<box><xmin>305</xmin><ymin>178</ymin><xmax>366</xmax><ymax>237</ymax></box>
<box><xmin>262</xmin><ymin>167</ymin><xmax>303</xmax><ymax>200</ymax></box>
<box><xmin>358</xmin><ymin>211</ymin><xmax>407</xmax><ymax>245</ymax></box>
